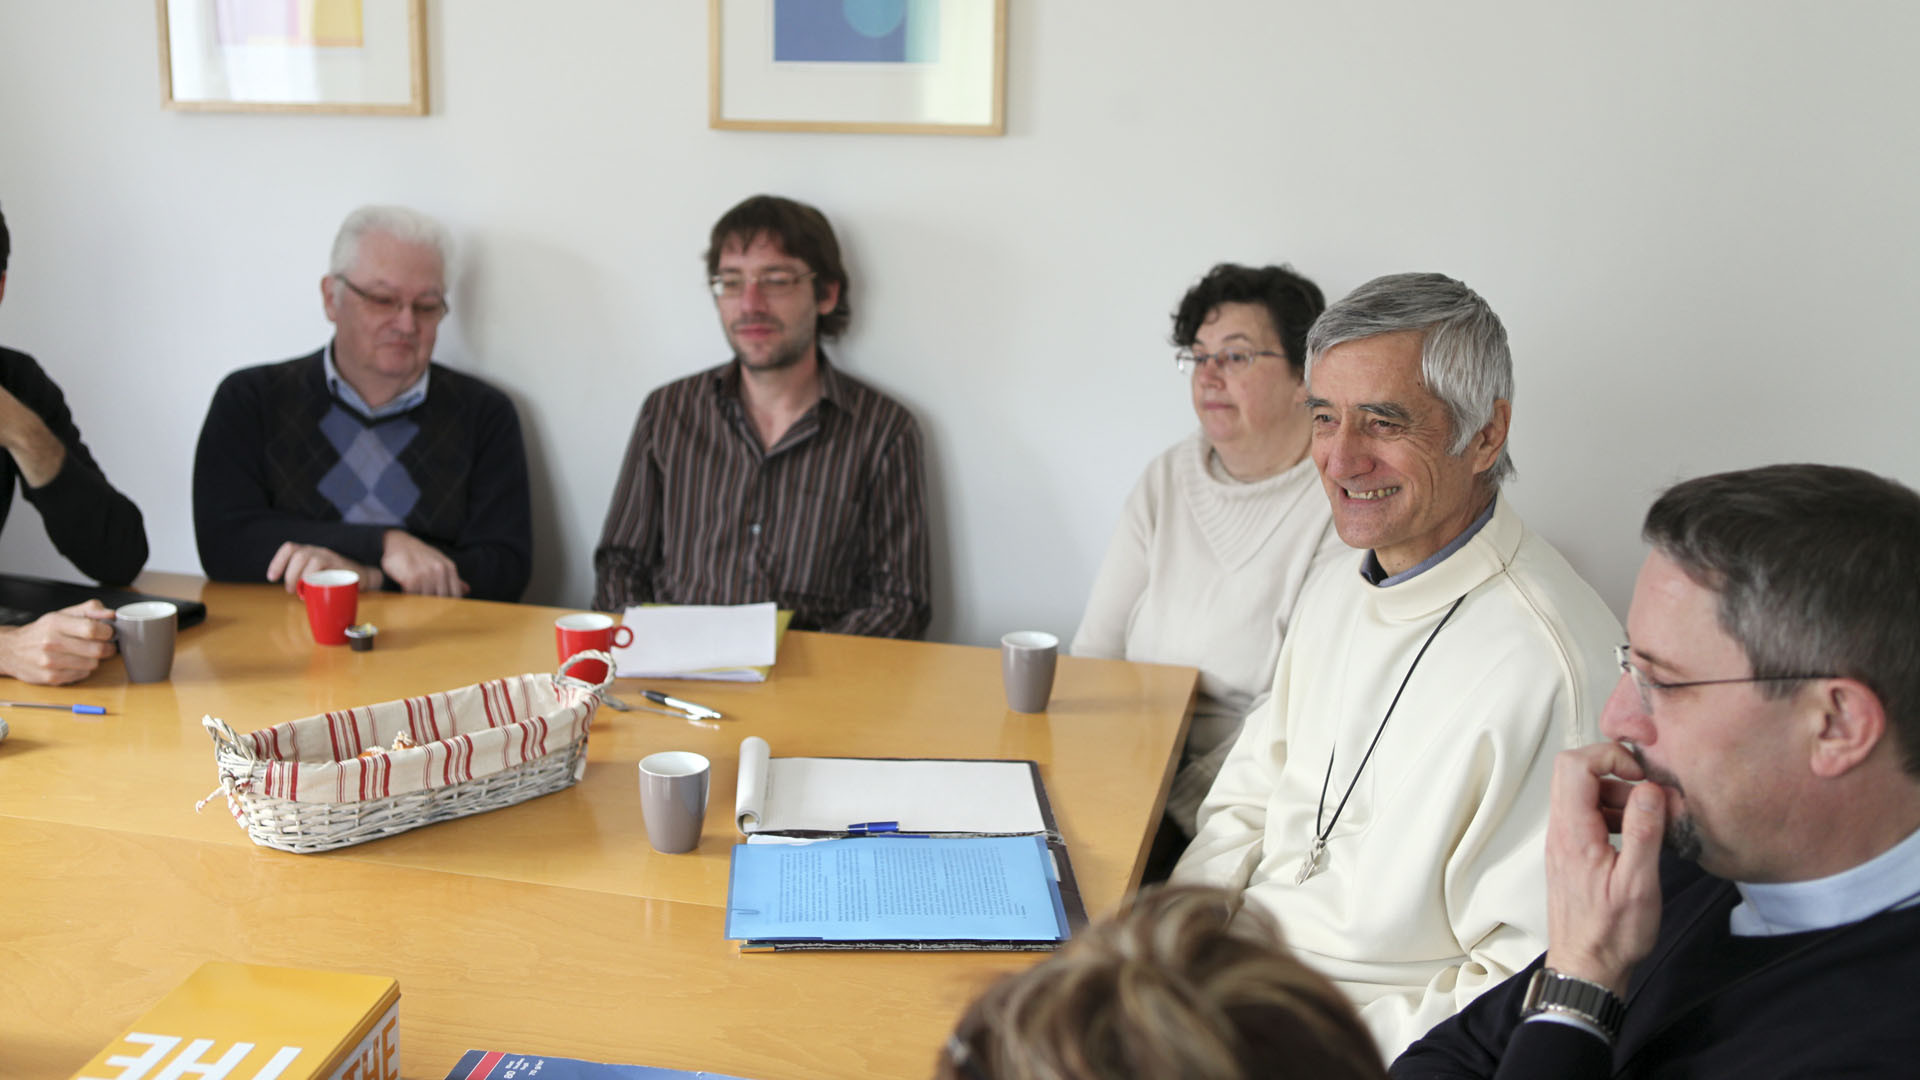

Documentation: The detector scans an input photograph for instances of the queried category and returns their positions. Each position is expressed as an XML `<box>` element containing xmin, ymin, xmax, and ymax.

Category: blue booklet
<box><xmin>443</xmin><ymin>1050</ymin><xmax>754</xmax><ymax>1080</ymax></box>
<box><xmin>725</xmin><ymin>834</ymin><xmax>1072</xmax><ymax>950</ymax></box>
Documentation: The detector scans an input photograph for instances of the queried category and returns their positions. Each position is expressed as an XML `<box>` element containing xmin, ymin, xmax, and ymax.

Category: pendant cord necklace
<box><xmin>1297</xmin><ymin>593</ymin><xmax>1468</xmax><ymax>884</ymax></box>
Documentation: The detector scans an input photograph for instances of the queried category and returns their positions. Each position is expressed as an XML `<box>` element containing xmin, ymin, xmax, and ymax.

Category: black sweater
<box><xmin>191</xmin><ymin>349</ymin><xmax>531</xmax><ymax>602</ymax></box>
<box><xmin>0</xmin><ymin>346</ymin><xmax>147</xmax><ymax>585</ymax></box>
<box><xmin>1394</xmin><ymin>853</ymin><xmax>1920</xmax><ymax>1079</ymax></box>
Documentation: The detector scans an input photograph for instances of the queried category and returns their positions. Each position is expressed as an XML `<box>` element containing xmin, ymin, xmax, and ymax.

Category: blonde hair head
<box><xmin>938</xmin><ymin>885</ymin><xmax>1385</xmax><ymax>1080</ymax></box>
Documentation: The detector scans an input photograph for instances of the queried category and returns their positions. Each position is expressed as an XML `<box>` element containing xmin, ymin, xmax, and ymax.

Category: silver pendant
<box><xmin>1296</xmin><ymin>836</ymin><xmax>1326</xmax><ymax>884</ymax></box>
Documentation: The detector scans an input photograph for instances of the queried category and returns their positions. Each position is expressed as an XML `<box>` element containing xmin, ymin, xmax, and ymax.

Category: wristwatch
<box><xmin>1520</xmin><ymin>967</ymin><xmax>1626</xmax><ymax>1044</ymax></box>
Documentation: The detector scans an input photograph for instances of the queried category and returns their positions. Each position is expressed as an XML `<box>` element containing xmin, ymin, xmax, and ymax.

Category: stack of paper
<box><xmin>726</xmin><ymin>835</ymin><xmax>1072</xmax><ymax>949</ymax></box>
<box><xmin>734</xmin><ymin>737</ymin><xmax>1050</xmax><ymax>835</ymax></box>
<box><xmin>722</xmin><ymin>736</ymin><xmax>1087</xmax><ymax>951</ymax></box>
<box><xmin>611</xmin><ymin>603</ymin><xmax>789</xmax><ymax>681</ymax></box>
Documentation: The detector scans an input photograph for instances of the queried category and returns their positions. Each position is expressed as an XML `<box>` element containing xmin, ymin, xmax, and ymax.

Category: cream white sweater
<box><xmin>1072</xmin><ymin>434</ymin><xmax>1350</xmax><ymax>834</ymax></box>
<box><xmin>1172</xmin><ymin>495</ymin><xmax>1621</xmax><ymax>1059</ymax></box>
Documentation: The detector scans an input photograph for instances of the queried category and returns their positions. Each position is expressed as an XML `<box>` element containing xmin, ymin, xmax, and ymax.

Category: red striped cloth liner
<box><xmin>207</xmin><ymin>666</ymin><xmax>600</xmax><ymax>806</ymax></box>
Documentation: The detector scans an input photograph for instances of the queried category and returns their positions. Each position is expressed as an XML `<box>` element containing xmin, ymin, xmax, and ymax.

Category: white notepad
<box><xmin>613</xmin><ymin>603</ymin><xmax>777</xmax><ymax>680</ymax></box>
<box><xmin>733</xmin><ymin>735</ymin><xmax>1050</xmax><ymax>836</ymax></box>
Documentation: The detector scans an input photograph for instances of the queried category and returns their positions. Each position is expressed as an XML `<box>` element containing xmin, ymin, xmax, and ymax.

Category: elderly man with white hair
<box><xmin>192</xmin><ymin>205</ymin><xmax>531</xmax><ymax>601</ymax></box>
<box><xmin>1173</xmin><ymin>273</ymin><xmax>1620</xmax><ymax>1058</ymax></box>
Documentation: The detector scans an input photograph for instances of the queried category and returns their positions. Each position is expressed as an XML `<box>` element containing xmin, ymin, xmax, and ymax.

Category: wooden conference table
<box><xmin>0</xmin><ymin>574</ymin><xmax>1195</xmax><ymax>1080</ymax></box>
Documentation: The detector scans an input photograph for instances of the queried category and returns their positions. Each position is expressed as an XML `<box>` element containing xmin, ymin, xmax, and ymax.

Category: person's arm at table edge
<box><xmin>439</xmin><ymin>387</ymin><xmax>532</xmax><ymax>602</ymax></box>
<box><xmin>1357</xmin><ymin>669</ymin><xmax>1579</xmax><ymax>1053</ymax></box>
<box><xmin>1395</xmin><ymin>730</ymin><xmax>1671</xmax><ymax>1079</ymax></box>
<box><xmin>1069</xmin><ymin>464</ymin><xmax>1156</xmax><ymax>660</ymax></box>
<box><xmin>823</xmin><ymin>418</ymin><xmax>930</xmax><ymax>639</ymax></box>
<box><xmin>592</xmin><ymin>397</ymin><xmax>663</xmax><ymax>613</ymax></box>
<box><xmin>1170</xmin><ymin>672</ymin><xmax>1290</xmax><ymax>889</ymax></box>
<box><xmin>1390</xmin><ymin>954</ymin><xmax>1612</xmax><ymax>1080</ymax></box>
<box><xmin>2</xmin><ymin>355</ymin><xmax>148</xmax><ymax>584</ymax></box>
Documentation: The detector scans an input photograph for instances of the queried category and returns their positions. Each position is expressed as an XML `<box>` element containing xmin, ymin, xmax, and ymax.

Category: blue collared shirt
<box><xmin>1360</xmin><ymin>495</ymin><xmax>1499</xmax><ymax>587</ymax></box>
<box><xmin>324</xmin><ymin>342</ymin><xmax>429</xmax><ymax>420</ymax></box>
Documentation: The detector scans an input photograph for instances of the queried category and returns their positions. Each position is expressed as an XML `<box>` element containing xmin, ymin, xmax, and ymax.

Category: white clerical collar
<box><xmin>1731</xmin><ymin>821</ymin><xmax>1920</xmax><ymax>936</ymax></box>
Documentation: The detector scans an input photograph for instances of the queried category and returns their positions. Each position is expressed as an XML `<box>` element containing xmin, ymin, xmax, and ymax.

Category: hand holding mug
<box><xmin>0</xmin><ymin>600</ymin><xmax>115</xmax><ymax>685</ymax></box>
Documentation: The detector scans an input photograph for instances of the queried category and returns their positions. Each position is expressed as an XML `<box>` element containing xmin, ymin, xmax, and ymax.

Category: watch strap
<box><xmin>1521</xmin><ymin>967</ymin><xmax>1626</xmax><ymax>1044</ymax></box>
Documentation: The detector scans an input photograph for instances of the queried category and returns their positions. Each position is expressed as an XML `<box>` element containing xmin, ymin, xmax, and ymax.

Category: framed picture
<box><xmin>710</xmin><ymin>0</ymin><xmax>1006</xmax><ymax>136</ymax></box>
<box><xmin>157</xmin><ymin>0</ymin><xmax>428</xmax><ymax>115</ymax></box>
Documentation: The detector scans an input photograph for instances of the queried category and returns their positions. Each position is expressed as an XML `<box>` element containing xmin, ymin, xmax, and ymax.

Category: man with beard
<box><xmin>1394</xmin><ymin>464</ymin><xmax>1920</xmax><ymax>1078</ymax></box>
<box><xmin>594</xmin><ymin>195</ymin><xmax>930</xmax><ymax>637</ymax></box>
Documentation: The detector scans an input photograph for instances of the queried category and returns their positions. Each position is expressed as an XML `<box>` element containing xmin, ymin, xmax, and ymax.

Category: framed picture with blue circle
<box><xmin>710</xmin><ymin>0</ymin><xmax>1007</xmax><ymax>135</ymax></box>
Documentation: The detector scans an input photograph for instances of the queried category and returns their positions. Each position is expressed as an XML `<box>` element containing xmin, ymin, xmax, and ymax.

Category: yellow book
<box><xmin>73</xmin><ymin>962</ymin><xmax>399</xmax><ymax>1080</ymax></box>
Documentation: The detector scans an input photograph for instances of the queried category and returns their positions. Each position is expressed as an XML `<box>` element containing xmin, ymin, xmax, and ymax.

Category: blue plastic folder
<box><xmin>725</xmin><ymin>835</ymin><xmax>1072</xmax><ymax>950</ymax></box>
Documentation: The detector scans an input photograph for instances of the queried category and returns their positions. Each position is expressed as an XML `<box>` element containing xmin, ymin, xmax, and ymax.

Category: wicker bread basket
<box><xmin>199</xmin><ymin>651</ymin><xmax>612</xmax><ymax>853</ymax></box>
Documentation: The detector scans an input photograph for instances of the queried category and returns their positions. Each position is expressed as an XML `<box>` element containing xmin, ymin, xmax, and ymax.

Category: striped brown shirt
<box><xmin>593</xmin><ymin>357</ymin><xmax>931</xmax><ymax>638</ymax></box>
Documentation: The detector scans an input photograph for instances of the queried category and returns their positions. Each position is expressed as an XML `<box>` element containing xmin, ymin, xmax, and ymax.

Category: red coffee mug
<box><xmin>555</xmin><ymin>613</ymin><xmax>633</xmax><ymax>684</ymax></box>
<box><xmin>298</xmin><ymin>569</ymin><xmax>361</xmax><ymax>646</ymax></box>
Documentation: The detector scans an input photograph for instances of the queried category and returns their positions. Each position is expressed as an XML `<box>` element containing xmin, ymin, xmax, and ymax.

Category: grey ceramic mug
<box><xmin>1001</xmin><ymin>630</ymin><xmax>1059</xmax><ymax>713</ymax></box>
<box><xmin>638</xmin><ymin>751</ymin><xmax>711</xmax><ymax>854</ymax></box>
<box><xmin>114</xmin><ymin>601</ymin><xmax>178</xmax><ymax>684</ymax></box>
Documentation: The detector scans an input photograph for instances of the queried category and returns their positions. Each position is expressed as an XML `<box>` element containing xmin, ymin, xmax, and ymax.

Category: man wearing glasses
<box><xmin>1395</xmin><ymin>464</ymin><xmax>1920</xmax><ymax>1078</ymax></box>
<box><xmin>593</xmin><ymin>195</ymin><xmax>930</xmax><ymax>638</ymax></box>
<box><xmin>192</xmin><ymin>205</ymin><xmax>532</xmax><ymax>601</ymax></box>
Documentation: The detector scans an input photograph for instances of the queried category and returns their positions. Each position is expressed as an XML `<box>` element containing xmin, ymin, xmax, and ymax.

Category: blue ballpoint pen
<box><xmin>0</xmin><ymin>700</ymin><xmax>105</xmax><ymax>715</ymax></box>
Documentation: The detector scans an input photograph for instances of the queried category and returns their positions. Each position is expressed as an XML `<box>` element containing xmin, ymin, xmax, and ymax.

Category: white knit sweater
<box><xmin>1172</xmin><ymin>495</ymin><xmax>1621</xmax><ymax>1059</ymax></box>
<box><xmin>1072</xmin><ymin>433</ymin><xmax>1350</xmax><ymax>834</ymax></box>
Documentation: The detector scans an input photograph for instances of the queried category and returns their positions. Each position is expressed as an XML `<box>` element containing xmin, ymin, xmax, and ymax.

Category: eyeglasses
<box><xmin>1174</xmin><ymin>347</ymin><xmax>1286</xmax><ymax>375</ymax></box>
<box><xmin>335</xmin><ymin>275</ymin><xmax>449</xmax><ymax>321</ymax></box>
<box><xmin>1614</xmin><ymin>644</ymin><xmax>1835</xmax><ymax>715</ymax></box>
<box><xmin>709</xmin><ymin>269</ymin><xmax>817</xmax><ymax>299</ymax></box>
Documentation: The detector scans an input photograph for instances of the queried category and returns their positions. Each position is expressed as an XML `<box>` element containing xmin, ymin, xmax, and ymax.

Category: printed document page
<box><xmin>724</xmin><ymin>835</ymin><xmax>1065</xmax><ymax>942</ymax></box>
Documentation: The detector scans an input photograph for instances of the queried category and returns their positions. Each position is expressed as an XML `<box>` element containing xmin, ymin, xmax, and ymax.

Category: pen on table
<box><xmin>632</xmin><ymin>702</ymin><xmax>721</xmax><ymax>730</ymax></box>
<box><xmin>640</xmin><ymin>689</ymin><xmax>723</xmax><ymax>720</ymax></box>
<box><xmin>846</xmin><ymin>821</ymin><xmax>900</xmax><ymax>834</ymax></box>
<box><xmin>0</xmin><ymin>700</ymin><xmax>106</xmax><ymax>715</ymax></box>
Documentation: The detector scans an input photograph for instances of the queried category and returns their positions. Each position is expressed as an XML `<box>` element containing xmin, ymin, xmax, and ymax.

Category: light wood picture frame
<box><xmin>158</xmin><ymin>0</ymin><xmax>428</xmax><ymax>116</ymax></box>
<box><xmin>710</xmin><ymin>0</ymin><xmax>1006</xmax><ymax>136</ymax></box>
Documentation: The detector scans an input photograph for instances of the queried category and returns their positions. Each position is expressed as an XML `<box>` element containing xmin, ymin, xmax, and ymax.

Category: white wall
<box><xmin>1</xmin><ymin>2</ymin><xmax>1915</xmax><ymax>645</ymax></box>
